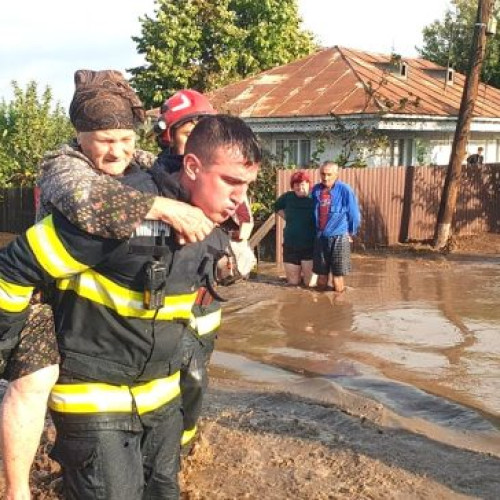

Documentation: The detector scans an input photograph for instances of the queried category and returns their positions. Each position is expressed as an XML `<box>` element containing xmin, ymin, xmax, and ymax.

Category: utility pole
<box><xmin>433</xmin><ymin>0</ymin><xmax>495</xmax><ymax>249</ymax></box>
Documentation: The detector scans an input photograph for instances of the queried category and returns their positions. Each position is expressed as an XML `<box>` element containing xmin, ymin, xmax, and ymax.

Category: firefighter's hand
<box><xmin>147</xmin><ymin>197</ymin><xmax>214</xmax><ymax>244</ymax></box>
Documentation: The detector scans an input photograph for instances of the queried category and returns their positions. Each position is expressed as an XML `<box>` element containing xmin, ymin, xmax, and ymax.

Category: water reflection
<box><xmin>216</xmin><ymin>257</ymin><xmax>500</xmax><ymax>430</ymax></box>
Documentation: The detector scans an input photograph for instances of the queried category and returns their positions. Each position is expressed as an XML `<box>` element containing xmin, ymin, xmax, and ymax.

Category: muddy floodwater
<box><xmin>212</xmin><ymin>254</ymin><xmax>500</xmax><ymax>454</ymax></box>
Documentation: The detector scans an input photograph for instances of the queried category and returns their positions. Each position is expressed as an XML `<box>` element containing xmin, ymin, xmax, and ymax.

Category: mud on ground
<box><xmin>180</xmin><ymin>380</ymin><xmax>500</xmax><ymax>500</ymax></box>
<box><xmin>0</xmin><ymin>232</ymin><xmax>498</xmax><ymax>498</ymax></box>
<box><xmin>2</xmin><ymin>378</ymin><xmax>498</xmax><ymax>499</ymax></box>
<box><xmin>356</xmin><ymin>232</ymin><xmax>500</xmax><ymax>257</ymax></box>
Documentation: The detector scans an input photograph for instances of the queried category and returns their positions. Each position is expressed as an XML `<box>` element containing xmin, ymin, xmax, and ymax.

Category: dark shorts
<box><xmin>1</xmin><ymin>303</ymin><xmax>60</xmax><ymax>381</ymax></box>
<box><xmin>313</xmin><ymin>234</ymin><xmax>351</xmax><ymax>276</ymax></box>
<box><xmin>283</xmin><ymin>245</ymin><xmax>314</xmax><ymax>266</ymax></box>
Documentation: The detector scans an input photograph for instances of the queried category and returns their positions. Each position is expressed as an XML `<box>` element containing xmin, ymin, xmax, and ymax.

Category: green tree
<box><xmin>130</xmin><ymin>0</ymin><xmax>316</xmax><ymax>107</ymax></box>
<box><xmin>0</xmin><ymin>81</ymin><xmax>73</xmax><ymax>187</ymax></box>
<box><xmin>135</xmin><ymin>117</ymin><xmax>162</xmax><ymax>155</ymax></box>
<box><xmin>248</xmin><ymin>149</ymin><xmax>289</xmax><ymax>222</ymax></box>
<box><xmin>326</xmin><ymin>116</ymin><xmax>390</xmax><ymax>168</ymax></box>
<box><xmin>418</xmin><ymin>0</ymin><xmax>500</xmax><ymax>88</ymax></box>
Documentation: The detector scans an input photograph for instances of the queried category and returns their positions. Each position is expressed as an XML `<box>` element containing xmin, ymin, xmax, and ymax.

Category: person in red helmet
<box><xmin>154</xmin><ymin>89</ymin><xmax>216</xmax><ymax>171</ymax></box>
<box><xmin>151</xmin><ymin>89</ymin><xmax>254</xmax><ymax>247</ymax></box>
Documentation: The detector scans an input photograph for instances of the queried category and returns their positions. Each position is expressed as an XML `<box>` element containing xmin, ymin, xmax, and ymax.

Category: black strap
<box><xmin>197</xmin><ymin>255</ymin><xmax>227</xmax><ymax>302</ymax></box>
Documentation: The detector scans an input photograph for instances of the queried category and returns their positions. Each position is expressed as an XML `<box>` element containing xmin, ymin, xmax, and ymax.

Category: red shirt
<box><xmin>318</xmin><ymin>187</ymin><xmax>331</xmax><ymax>231</ymax></box>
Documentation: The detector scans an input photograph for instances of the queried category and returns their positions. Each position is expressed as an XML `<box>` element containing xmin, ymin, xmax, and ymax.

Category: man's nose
<box><xmin>231</xmin><ymin>185</ymin><xmax>247</xmax><ymax>205</ymax></box>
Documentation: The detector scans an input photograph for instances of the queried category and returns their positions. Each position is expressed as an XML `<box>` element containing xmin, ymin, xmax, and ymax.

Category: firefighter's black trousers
<box><xmin>50</xmin><ymin>398</ymin><xmax>183</xmax><ymax>500</ymax></box>
<box><xmin>180</xmin><ymin>329</ymin><xmax>215</xmax><ymax>439</ymax></box>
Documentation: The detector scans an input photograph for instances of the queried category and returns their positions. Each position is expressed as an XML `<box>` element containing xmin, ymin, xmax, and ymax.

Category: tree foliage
<box><xmin>248</xmin><ymin>150</ymin><xmax>287</xmax><ymax>222</ymax></box>
<box><xmin>418</xmin><ymin>0</ymin><xmax>500</xmax><ymax>88</ymax></box>
<box><xmin>0</xmin><ymin>82</ymin><xmax>73</xmax><ymax>187</ymax></box>
<box><xmin>130</xmin><ymin>0</ymin><xmax>317</xmax><ymax>107</ymax></box>
<box><xmin>329</xmin><ymin>119</ymin><xmax>390</xmax><ymax>168</ymax></box>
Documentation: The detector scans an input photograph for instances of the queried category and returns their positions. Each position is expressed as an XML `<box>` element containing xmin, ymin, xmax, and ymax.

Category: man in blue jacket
<box><xmin>311</xmin><ymin>161</ymin><xmax>361</xmax><ymax>293</ymax></box>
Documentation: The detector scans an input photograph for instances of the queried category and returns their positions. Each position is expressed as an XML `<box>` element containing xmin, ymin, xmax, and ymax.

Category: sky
<box><xmin>0</xmin><ymin>0</ymin><xmax>453</xmax><ymax>111</ymax></box>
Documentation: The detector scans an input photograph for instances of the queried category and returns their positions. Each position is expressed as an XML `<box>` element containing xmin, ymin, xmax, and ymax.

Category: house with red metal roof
<box><xmin>207</xmin><ymin>46</ymin><xmax>500</xmax><ymax>167</ymax></box>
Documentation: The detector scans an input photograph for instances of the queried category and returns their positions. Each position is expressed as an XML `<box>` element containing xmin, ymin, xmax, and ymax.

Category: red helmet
<box><xmin>155</xmin><ymin>89</ymin><xmax>216</xmax><ymax>147</ymax></box>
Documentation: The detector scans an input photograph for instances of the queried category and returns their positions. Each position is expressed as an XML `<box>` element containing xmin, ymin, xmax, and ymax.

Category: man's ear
<box><xmin>183</xmin><ymin>153</ymin><xmax>200</xmax><ymax>180</ymax></box>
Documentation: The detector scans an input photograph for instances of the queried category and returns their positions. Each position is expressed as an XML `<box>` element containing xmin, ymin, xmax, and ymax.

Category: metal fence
<box><xmin>0</xmin><ymin>188</ymin><xmax>37</xmax><ymax>234</ymax></box>
<box><xmin>1</xmin><ymin>164</ymin><xmax>499</xmax><ymax>255</ymax></box>
<box><xmin>276</xmin><ymin>164</ymin><xmax>500</xmax><ymax>261</ymax></box>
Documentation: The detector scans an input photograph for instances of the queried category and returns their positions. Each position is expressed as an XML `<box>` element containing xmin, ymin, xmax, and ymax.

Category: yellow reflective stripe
<box><xmin>48</xmin><ymin>371</ymin><xmax>180</xmax><ymax>415</ymax></box>
<box><xmin>49</xmin><ymin>385</ymin><xmax>133</xmax><ymax>413</ymax></box>
<box><xmin>131</xmin><ymin>373</ymin><xmax>181</xmax><ymax>414</ymax></box>
<box><xmin>0</xmin><ymin>277</ymin><xmax>34</xmax><ymax>312</ymax></box>
<box><xmin>26</xmin><ymin>215</ymin><xmax>89</xmax><ymax>278</ymax></box>
<box><xmin>189</xmin><ymin>308</ymin><xmax>222</xmax><ymax>336</ymax></box>
<box><xmin>181</xmin><ymin>425</ymin><xmax>197</xmax><ymax>446</ymax></box>
<box><xmin>57</xmin><ymin>269</ymin><xmax>197</xmax><ymax>319</ymax></box>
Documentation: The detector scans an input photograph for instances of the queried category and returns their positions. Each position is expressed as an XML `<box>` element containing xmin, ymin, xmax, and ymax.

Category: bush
<box><xmin>0</xmin><ymin>82</ymin><xmax>73</xmax><ymax>187</ymax></box>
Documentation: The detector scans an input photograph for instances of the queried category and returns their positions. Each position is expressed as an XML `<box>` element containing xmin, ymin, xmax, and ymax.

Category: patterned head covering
<box><xmin>69</xmin><ymin>69</ymin><xmax>145</xmax><ymax>132</ymax></box>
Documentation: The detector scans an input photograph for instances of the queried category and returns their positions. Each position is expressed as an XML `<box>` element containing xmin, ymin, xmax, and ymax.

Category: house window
<box><xmin>274</xmin><ymin>139</ymin><xmax>311</xmax><ymax>166</ymax></box>
<box><xmin>447</xmin><ymin>68</ymin><xmax>454</xmax><ymax>85</ymax></box>
<box><xmin>276</xmin><ymin>139</ymin><xmax>285</xmax><ymax>163</ymax></box>
<box><xmin>299</xmin><ymin>140</ymin><xmax>311</xmax><ymax>167</ymax></box>
<box><xmin>288</xmin><ymin>140</ymin><xmax>298</xmax><ymax>165</ymax></box>
<box><xmin>400</xmin><ymin>62</ymin><xmax>408</xmax><ymax>78</ymax></box>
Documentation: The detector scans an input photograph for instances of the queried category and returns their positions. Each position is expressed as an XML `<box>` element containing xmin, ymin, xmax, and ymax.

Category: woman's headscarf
<box><xmin>69</xmin><ymin>69</ymin><xmax>145</xmax><ymax>132</ymax></box>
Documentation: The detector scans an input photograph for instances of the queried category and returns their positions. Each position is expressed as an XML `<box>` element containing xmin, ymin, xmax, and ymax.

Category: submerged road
<box><xmin>212</xmin><ymin>255</ymin><xmax>500</xmax><ymax>453</ymax></box>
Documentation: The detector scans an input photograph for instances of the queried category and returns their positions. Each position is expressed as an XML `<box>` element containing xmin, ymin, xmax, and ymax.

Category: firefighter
<box><xmin>0</xmin><ymin>77</ymin><xmax>215</xmax><ymax>500</ymax></box>
<box><xmin>152</xmin><ymin>90</ymin><xmax>256</xmax><ymax>451</ymax></box>
<box><xmin>0</xmin><ymin>71</ymin><xmax>261</xmax><ymax>499</ymax></box>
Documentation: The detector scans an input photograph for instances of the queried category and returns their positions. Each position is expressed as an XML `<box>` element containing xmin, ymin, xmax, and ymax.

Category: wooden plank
<box><xmin>249</xmin><ymin>213</ymin><xmax>276</xmax><ymax>250</ymax></box>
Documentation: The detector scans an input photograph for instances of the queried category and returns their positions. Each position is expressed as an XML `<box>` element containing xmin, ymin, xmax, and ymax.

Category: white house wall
<box><xmin>256</xmin><ymin>127</ymin><xmax>500</xmax><ymax>168</ymax></box>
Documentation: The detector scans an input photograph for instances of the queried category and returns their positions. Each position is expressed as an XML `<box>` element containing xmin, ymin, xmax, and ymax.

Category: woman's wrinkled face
<box><xmin>77</xmin><ymin>129</ymin><xmax>136</xmax><ymax>176</ymax></box>
<box><xmin>292</xmin><ymin>181</ymin><xmax>310</xmax><ymax>197</ymax></box>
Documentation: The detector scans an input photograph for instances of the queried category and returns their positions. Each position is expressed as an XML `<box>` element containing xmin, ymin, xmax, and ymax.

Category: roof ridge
<box><xmin>208</xmin><ymin>45</ymin><xmax>500</xmax><ymax>120</ymax></box>
<box><xmin>337</xmin><ymin>47</ymin><xmax>386</xmax><ymax>113</ymax></box>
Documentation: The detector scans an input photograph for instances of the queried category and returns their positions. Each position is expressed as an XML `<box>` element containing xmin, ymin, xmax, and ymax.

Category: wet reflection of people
<box><xmin>271</xmin><ymin>290</ymin><xmax>355</xmax><ymax>375</ymax></box>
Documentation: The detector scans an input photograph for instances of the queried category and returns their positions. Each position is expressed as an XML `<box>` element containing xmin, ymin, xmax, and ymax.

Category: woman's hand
<box><xmin>147</xmin><ymin>197</ymin><xmax>215</xmax><ymax>244</ymax></box>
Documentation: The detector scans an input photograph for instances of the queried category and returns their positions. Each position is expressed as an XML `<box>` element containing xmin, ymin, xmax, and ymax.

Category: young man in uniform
<box><xmin>153</xmin><ymin>89</ymin><xmax>255</xmax><ymax>450</ymax></box>
<box><xmin>0</xmin><ymin>74</ymin><xmax>216</xmax><ymax>500</ymax></box>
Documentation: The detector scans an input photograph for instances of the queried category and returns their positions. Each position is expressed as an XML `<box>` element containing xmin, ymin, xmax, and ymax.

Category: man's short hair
<box><xmin>185</xmin><ymin>115</ymin><xmax>261</xmax><ymax>165</ymax></box>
